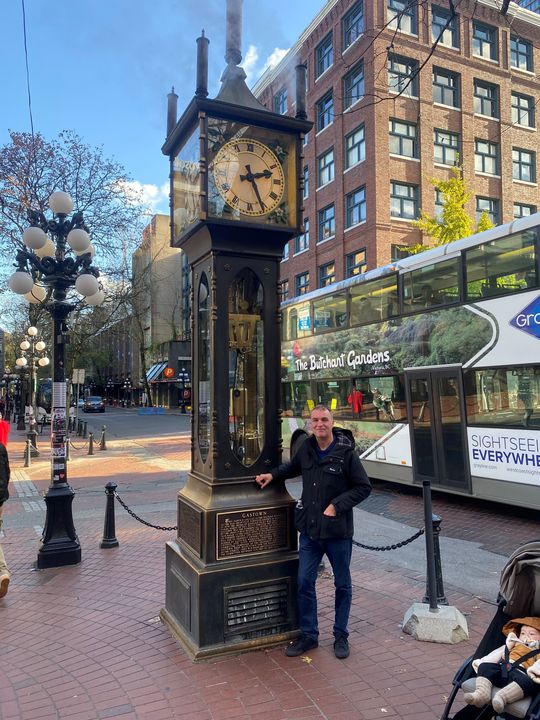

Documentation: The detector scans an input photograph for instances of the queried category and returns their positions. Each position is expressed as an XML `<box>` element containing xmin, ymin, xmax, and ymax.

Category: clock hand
<box><xmin>239</xmin><ymin>166</ymin><xmax>272</xmax><ymax>182</ymax></box>
<box><xmin>250</xmin><ymin>177</ymin><xmax>266</xmax><ymax>211</ymax></box>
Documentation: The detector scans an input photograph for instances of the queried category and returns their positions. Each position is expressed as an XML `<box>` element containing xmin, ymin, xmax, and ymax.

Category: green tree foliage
<box><xmin>404</xmin><ymin>166</ymin><xmax>495</xmax><ymax>255</ymax></box>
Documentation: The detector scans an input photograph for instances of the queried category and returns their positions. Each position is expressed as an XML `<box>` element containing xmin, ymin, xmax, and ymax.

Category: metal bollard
<box><xmin>100</xmin><ymin>481</ymin><xmax>119</xmax><ymax>548</ymax></box>
<box><xmin>423</xmin><ymin>513</ymin><xmax>448</xmax><ymax>606</ymax></box>
<box><xmin>78</xmin><ymin>420</ymin><xmax>83</xmax><ymax>436</ymax></box>
<box><xmin>66</xmin><ymin>438</ymin><xmax>71</xmax><ymax>461</ymax></box>
<box><xmin>99</xmin><ymin>425</ymin><xmax>107</xmax><ymax>451</ymax></box>
<box><xmin>24</xmin><ymin>438</ymin><xmax>32</xmax><ymax>467</ymax></box>
<box><xmin>87</xmin><ymin>432</ymin><xmax>94</xmax><ymax>455</ymax></box>
<box><xmin>82</xmin><ymin>421</ymin><xmax>88</xmax><ymax>439</ymax></box>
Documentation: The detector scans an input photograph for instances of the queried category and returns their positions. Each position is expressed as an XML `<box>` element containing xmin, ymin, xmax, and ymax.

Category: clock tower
<box><xmin>160</xmin><ymin>0</ymin><xmax>312</xmax><ymax>659</ymax></box>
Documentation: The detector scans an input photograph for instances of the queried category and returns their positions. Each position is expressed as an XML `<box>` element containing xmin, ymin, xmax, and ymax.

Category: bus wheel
<box><xmin>290</xmin><ymin>429</ymin><xmax>309</xmax><ymax>458</ymax></box>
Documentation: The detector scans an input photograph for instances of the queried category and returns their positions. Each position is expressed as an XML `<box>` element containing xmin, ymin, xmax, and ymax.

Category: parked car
<box><xmin>83</xmin><ymin>396</ymin><xmax>105</xmax><ymax>413</ymax></box>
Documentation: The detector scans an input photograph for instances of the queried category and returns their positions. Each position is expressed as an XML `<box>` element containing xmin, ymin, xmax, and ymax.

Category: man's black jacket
<box><xmin>0</xmin><ymin>443</ymin><xmax>10</xmax><ymax>505</ymax></box>
<box><xmin>271</xmin><ymin>428</ymin><xmax>371</xmax><ymax>541</ymax></box>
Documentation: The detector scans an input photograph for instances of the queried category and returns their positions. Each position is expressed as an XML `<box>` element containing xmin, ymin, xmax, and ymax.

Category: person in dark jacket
<box><xmin>256</xmin><ymin>404</ymin><xmax>371</xmax><ymax>659</ymax></box>
<box><xmin>0</xmin><ymin>442</ymin><xmax>11</xmax><ymax>598</ymax></box>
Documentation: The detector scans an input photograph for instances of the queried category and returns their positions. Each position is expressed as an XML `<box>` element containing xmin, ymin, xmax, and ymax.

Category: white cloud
<box><xmin>244</xmin><ymin>45</ymin><xmax>290</xmax><ymax>85</ymax></box>
<box><xmin>117</xmin><ymin>180</ymin><xmax>169</xmax><ymax>216</ymax></box>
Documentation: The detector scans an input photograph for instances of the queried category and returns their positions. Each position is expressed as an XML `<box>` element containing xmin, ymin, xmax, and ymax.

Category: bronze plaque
<box><xmin>216</xmin><ymin>506</ymin><xmax>290</xmax><ymax>560</ymax></box>
<box><xmin>178</xmin><ymin>499</ymin><xmax>202</xmax><ymax>556</ymax></box>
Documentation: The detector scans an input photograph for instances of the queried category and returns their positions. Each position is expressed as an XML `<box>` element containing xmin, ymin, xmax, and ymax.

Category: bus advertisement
<box><xmin>280</xmin><ymin>214</ymin><xmax>540</xmax><ymax>508</ymax></box>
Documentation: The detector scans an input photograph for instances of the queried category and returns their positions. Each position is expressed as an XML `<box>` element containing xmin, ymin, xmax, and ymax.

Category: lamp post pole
<box><xmin>8</xmin><ymin>191</ymin><xmax>105</xmax><ymax>569</ymax></box>
<box><xmin>17</xmin><ymin>326</ymin><xmax>49</xmax><ymax>442</ymax></box>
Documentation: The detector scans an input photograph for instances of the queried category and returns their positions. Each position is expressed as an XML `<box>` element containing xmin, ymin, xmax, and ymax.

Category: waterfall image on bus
<box><xmin>280</xmin><ymin>213</ymin><xmax>540</xmax><ymax>509</ymax></box>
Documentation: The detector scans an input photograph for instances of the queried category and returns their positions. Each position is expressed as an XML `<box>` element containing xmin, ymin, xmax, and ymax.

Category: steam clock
<box><xmin>161</xmin><ymin>0</ymin><xmax>312</xmax><ymax>659</ymax></box>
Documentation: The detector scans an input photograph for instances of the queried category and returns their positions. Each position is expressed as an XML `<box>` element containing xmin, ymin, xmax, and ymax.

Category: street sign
<box><xmin>72</xmin><ymin>369</ymin><xmax>85</xmax><ymax>384</ymax></box>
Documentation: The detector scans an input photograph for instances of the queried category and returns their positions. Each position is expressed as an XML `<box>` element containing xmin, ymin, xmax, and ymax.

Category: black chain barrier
<box><xmin>352</xmin><ymin>526</ymin><xmax>425</xmax><ymax>551</ymax></box>
<box><xmin>68</xmin><ymin>438</ymin><xmax>88</xmax><ymax>450</ymax></box>
<box><xmin>114</xmin><ymin>491</ymin><xmax>177</xmax><ymax>532</ymax></box>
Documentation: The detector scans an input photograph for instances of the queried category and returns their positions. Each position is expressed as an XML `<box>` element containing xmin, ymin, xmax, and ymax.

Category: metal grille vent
<box><xmin>225</xmin><ymin>580</ymin><xmax>289</xmax><ymax>637</ymax></box>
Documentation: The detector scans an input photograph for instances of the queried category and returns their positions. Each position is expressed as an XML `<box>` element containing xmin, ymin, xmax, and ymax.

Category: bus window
<box><xmin>350</xmin><ymin>275</ymin><xmax>398</xmax><ymax>326</ymax></box>
<box><xmin>282</xmin><ymin>381</ymin><xmax>314</xmax><ymax>418</ymax></box>
<box><xmin>313</xmin><ymin>293</ymin><xmax>347</xmax><ymax>333</ymax></box>
<box><xmin>282</xmin><ymin>302</ymin><xmax>311</xmax><ymax>340</ymax></box>
<box><xmin>315</xmin><ymin>380</ymin><xmax>350</xmax><ymax>418</ymax></box>
<box><xmin>402</xmin><ymin>258</ymin><xmax>460</xmax><ymax>311</ymax></box>
<box><xmin>360</xmin><ymin>376</ymin><xmax>406</xmax><ymax>422</ymax></box>
<box><xmin>465</xmin><ymin>230</ymin><xmax>537</xmax><ymax>301</ymax></box>
<box><xmin>464</xmin><ymin>366</ymin><xmax>539</xmax><ymax>428</ymax></box>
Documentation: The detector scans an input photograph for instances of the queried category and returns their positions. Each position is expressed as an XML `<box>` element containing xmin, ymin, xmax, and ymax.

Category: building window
<box><xmin>295</xmin><ymin>219</ymin><xmax>309</xmax><ymax>254</ymax></box>
<box><xmin>273</xmin><ymin>87</ymin><xmax>287</xmax><ymax>114</ymax></box>
<box><xmin>319</xmin><ymin>261</ymin><xmax>336</xmax><ymax>288</ymax></box>
<box><xmin>316</xmin><ymin>91</ymin><xmax>334</xmax><ymax>131</ymax></box>
<box><xmin>476</xmin><ymin>197</ymin><xmax>499</xmax><ymax>225</ymax></box>
<box><xmin>303</xmin><ymin>166</ymin><xmax>309</xmax><ymax>199</ymax></box>
<box><xmin>432</xmin><ymin>5</ymin><xmax>459</xmax><ymax>47</ymax></box>
<box><xmin>388</xmin><ymin>54</ymin><xmax>419</xmax><ymax>97</ymax></box>
<box><xmin>434</xmin><ymin>129</ymin><xmax>459</xmax><ymax>166</ymax></box>
<box><xmin>295</xmin><ymin>272</ymin><xmax>310</xmax><ymax>296</ymax></box>
<box><xmin>316</xmin><ymin>33</ymin><xmax>333</xmax><ymax>78</ymax></box>
<box><xmin>343</xmin><ymin>2</ymin><xmax>364</xmax><ymax>49</ymax></box>
<box><xmin>391</xmin><ymin>181</ymin><xmax>418</xmax><ymax>220</ymax></box>
<box><xmin>513</xmin><ymin>148</ymin><xmax>536</xmax><ymax>183</ymax></box>
<box><xmin>346</xmin><ymin>249</ymin><xmax>367</xmax><ymax>277</ymax></box>
<box><xmin>472</xmin><ymin>21</ymin><xmax>498</xmax><ymax>61</ymax></box>
<box><xmin>391</xmin><ymin>244</ymin><xmax>411</xmax><ymax>260</ymax></box>
<box><xmin>345</xmin><ymin>186</ymin><xmax>367</xmax><ymax>228</ymax></box>
<box><xmin>512</xmin><ymin>92</ymin><xmax>535</xmax><ymax>128</ymax></box>
<box><xmin>475</xmin><ymin>139</ymin><xmax>499</xmax><ymax>175</ymax></box>
<box><xmin>282</xmin><ymin>242</ymin><xmax>289</xmax><ymax>261</ymax></box>
<box><xmin>473</xmin><ymin>79</ymin><xmax>499</xmax><ymax>118</ymax></box>
<box><xmin>514</xmin><ymin>203</ymin><xmax>537</xmax><ymax>218</ymax></box>
<box><xmin>303</xmin><ymin>131</ymin><xmax>309</xmax><ymax>146</ymax></box>
<box><xmin>343</xmin><ymin>62</ymin><xmax>364</xmax><ymax>109</ymax></box>
<box><xmin>279</xmin><ymin>279</ymin><xmax>289</xmax><ymax>301</ymax></box>
<box><xmin>432</xmin><ymin>67</ymin><xmax>460</xmax><ymax>107</ymax></box>
<box><xmin>434</xmin><ymin>189</ymin><xmax>444</xmax><ymax>217</ymax></box>
<box><xmin>317</xmin><ymin>148</ymin><xmax>335</xmax><ymax>187</ymax></box>
<box><xmin>344</xmin><ymin>125</ymin><xmax>365</xmax><ymax>169</ymax></box>
<box><xmin>389</xmin><ymin>119</ymin><xmax>418</xmax><ymax>158</ymax></box>
<box><xmin>510</xmin><ymin>35</ymin><xmax>533</xmax><ymax>72</ymax></box>
<box><xmin>387</xmin><ymin>0</ymin><xmax>417</xmax><ymax>34</ymax></box>
<box><xmin>318</xmin><ymin>204</ymin><xmax>335</xmax><ymax>242</ymax></box>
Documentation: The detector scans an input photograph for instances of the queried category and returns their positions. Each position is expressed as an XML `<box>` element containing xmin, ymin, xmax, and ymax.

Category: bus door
<box><xmin>404</xmin><ymin>367</ymin><xmax>471</xmax><ymax>492</ymax></box>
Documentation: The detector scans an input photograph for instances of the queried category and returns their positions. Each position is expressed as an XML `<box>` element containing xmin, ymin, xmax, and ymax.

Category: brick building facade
<box><xmin>253</xmin><ymin>0</ymin><xmax>540</xmax><ymax>298</ymax></box>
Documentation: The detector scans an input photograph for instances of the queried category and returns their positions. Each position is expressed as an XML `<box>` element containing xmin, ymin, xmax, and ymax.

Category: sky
<box><xmin>2</xmin><ymin>0</ymin><xmax>324</xmax><ymax>217</ymax></box>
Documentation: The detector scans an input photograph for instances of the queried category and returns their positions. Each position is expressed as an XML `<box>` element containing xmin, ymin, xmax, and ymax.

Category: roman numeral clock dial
<box><xmin>212</xmin><ymin>138</ymin><xmax>285</xmax><ymax>217</ymax></box>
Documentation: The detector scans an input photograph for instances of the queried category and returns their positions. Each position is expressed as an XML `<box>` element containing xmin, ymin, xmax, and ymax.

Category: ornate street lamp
<box><xmin>16</xmin><ymin>325</ymin><xmax>49</xmax><ymax>443</ymax></box>
<box><xmin>9</xmin><ymin>190</ymin><xmax>105</xmax><ymax>569</ymax></box>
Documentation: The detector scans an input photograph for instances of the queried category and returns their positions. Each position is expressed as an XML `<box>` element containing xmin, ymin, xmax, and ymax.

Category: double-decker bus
<box><xmin>280</xmin><ymin>213</ymin><xmax>540</xmax><ymax>509</ymax></box>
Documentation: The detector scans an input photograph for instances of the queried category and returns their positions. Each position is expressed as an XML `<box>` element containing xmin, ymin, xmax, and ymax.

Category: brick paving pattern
<box><xmin>0</xmin><ymin>416</ymin><xmax>529</xmax><ymax>719</ymax></box>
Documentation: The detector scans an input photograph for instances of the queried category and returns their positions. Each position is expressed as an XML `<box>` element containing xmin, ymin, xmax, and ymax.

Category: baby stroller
<box><xmin>441</xmin><ymin>541</ymin><xmax>540</xmax><ymax>720</ymax></box>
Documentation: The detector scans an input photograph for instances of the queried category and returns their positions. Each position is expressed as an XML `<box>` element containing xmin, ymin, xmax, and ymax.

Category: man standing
<box><xmin>0</xmin><ymin>441</ymin><xmax>11</xmax><ymax>598</ymax></box>
<box><xmin>256</xmin><ymin>405</ymin><xmax>371</xmax><ymax>659</ymax></box>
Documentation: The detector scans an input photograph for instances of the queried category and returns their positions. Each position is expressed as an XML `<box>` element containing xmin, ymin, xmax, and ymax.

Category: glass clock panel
<box><xmin>207</xmin><ymin>117</ymin><xmax>297</xmax><ymax>227</ymax></box>
<box><xmin>172</xmin><ymin>125</ymin><xmax>200</xmax><ymax>242</ymax></box>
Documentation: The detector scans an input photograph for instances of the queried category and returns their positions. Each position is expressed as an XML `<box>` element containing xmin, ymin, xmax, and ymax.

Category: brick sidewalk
<box><xmin>0</xmin><ymin>427</ymin><xmax>496</xmax><ymax>720</ymax></box>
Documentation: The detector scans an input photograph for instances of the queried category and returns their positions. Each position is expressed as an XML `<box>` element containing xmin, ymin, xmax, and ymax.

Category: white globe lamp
<box><xmin>35</xmin><ymin>239</ymin><xmax>56</xmax><ymax>258</ymax></box>
<box><xmin>85</xmin><ymin>289</ymin><xmax>105</xmax><ymax>306</ymax></box>
<box><xmin>24</xmin><ymin>284</ymin><xmax>47</xmax><ymax>304</ymax></box>
<box><xmin>49</xmin><ymin>191</ymin><xmax>73</xmax><ymax>215</ymax></box>
<box><xmin>67</xmin><ymin>228</ymin><xmax>91</xmax><ymax>253</ymax></box>
<box><xmin>9</xmin><ymin>271</ymin><xmax>34</xmax><ymax>294</ymax></box>
<box><xmin>23</xmin><ymin>226</ymin><xmax>47</xmax><ymax>250</ymax></box>
<box><xmin>75</xmin><ymin>273</ymin><xmax>99</xmax><ymax>296</ymax></box>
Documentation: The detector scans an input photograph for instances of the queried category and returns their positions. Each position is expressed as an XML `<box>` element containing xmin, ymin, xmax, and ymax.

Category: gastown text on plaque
<box><xmin>216</xmin><ymin>506</ymin><xmax>290</xmax><ymax>560</ymax></box>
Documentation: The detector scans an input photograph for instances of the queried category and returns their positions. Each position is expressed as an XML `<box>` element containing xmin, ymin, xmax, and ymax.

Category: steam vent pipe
<box><xmin>167</xmin><ymin>87</ymin><xmax>178</xmax><ymax>137</ymax></box>
<box><xmin>295</xmin><ymin>64</ymin><xmax>307</xmax><ymax>120</ymax></box>
<box><xmin>196</xmin><ymin>30</ymin><xmax>209</xmax><ymax>98</ymax></box>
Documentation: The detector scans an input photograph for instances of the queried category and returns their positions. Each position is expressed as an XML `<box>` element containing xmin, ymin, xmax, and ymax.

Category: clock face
<box><xmin>212</xmin><ymin>138</ymin><xmax>285</xmax><ymax>217</ymax></box>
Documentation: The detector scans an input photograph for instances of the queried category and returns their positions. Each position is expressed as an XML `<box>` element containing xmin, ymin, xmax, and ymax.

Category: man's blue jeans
<box><xmin>297</xmin><ymin>533</ymin><xmax>353</xmax><ymax>640</ymax></box>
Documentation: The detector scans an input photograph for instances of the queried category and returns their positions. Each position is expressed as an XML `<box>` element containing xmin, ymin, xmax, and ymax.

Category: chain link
<box><xmin>352</xmin><ymin>527</ymin><xmax>425</xmax><ymax>551</ymax></box>
<box><xmin>68</xmin><ymin>438</ymin><xmax>88</xmax><ymax>450</ymax></box>
<box><xmin>114</xmin><ymin>491</ymin><xmax>177</xmax><ymax>532</ymax></box>
<box><xmin>112</xmin><ymin>490</ymin><xmax>423</xmax><ymax>546</ymax></box>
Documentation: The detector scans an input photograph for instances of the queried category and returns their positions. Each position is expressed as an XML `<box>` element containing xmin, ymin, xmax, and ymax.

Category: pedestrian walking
<box><xmin>0</xmin><ymin>412</ymin><xmax>10</xmax><ymax>446</ymax></box>
<box><xmin>256</xmin><ymin>404</ymin><xmax>371</xmax><ymax>659</ymax></box>
<box><xmin>0</xmin><ymin>441</ymin><xmax>11</xmax><ymax>598</ymax></box>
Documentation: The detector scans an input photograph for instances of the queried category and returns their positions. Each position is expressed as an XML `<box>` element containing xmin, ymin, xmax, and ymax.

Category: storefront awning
<box><xmin>146</xmin><ymin>361</ymin><xmax>167</xmax><ymax>382</ymax></box>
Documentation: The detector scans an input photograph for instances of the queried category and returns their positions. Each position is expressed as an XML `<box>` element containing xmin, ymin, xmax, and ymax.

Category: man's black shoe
<box><xmin>285</xmin><ymin>634</ymin><xmax>318</xmax><ymax>657</ymax></box>
<box><xmin>333</xmin><ymin>636</ymin><xmax>350</xmax><ymax>659</ymax></box>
